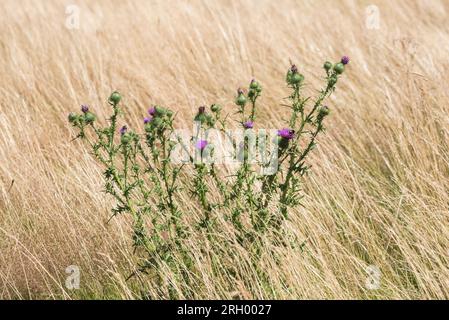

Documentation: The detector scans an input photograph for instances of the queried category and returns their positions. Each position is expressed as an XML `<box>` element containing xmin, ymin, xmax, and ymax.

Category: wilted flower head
<box><xmin>341</xmin><ymin>56</ymin><xmax>350</xmax><ymax>65</ymax></box>
<box><xmin>119</xmin><ymin>125</ymin><xmax>127</xmax><ymax>135</ymax></box>
<box><xmin>81</xmin><ymin>105</ymin><xmax>89</xmax><ymax>113</ymax></box>
<box><xmin>237</xmin><ymin>88</ymin><xmax>244</xmax><ymax>95</ymax></box>
<box><xmin>144</xmin><ymin>117</ymin><xmax>152</xmax><ymax>124</ymax></box>
<box><xmin>196</xmin><ymin>139</ymin><xmax>208</xmax><ymax>151</ymax></box>
<box><xmin>198</xmin><ymin>106</ymin><xmax>206</xmax><ymax>114</ymax></box>
<box><xmin>319</xmin><ymin>105</ymin><xmax>330</xmax><ymax>114</ymax></box>
<box><xmin>290</xmin><ymin>64</ymin><xmax>298</xmax><ymax>73</ymax></box>
<box><xmin>243</xmin><ymin>121</ymin><xmax>254</xmax><ymax>129</ymax></box>
<box><xmin>148</xmin><ymin>106</ymin><xmax>156</xmax><ymax>116</ymax></box>
<box><xmin>278</xmin><ymin>128</ymin><xmax>295</xmax><ymax>140</ymax></box>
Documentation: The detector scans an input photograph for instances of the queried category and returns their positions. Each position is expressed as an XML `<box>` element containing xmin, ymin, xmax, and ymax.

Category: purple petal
<box><xmin>243</xmin><ymin>121</ymin><xmax>254</xmax><ymax>129</ymax></box>
<box><xmin>195</xmin><ymin>140</ymin><xmax>208</xmax><ymax>151</ymax></box>
<box><xmin>278</xmin><ymin>128</ymin><xmax>295</xmax><ymax>140</ymax></box>
<box><xmin>148</xmin><ymin>107</ymin><xmax>156</xmax><ymax>116</ymax></box>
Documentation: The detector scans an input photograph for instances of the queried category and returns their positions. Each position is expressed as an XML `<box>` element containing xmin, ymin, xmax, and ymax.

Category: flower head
<box><xmin>119</xmin><ymin>125</ymin><xmax>127</xmax><ymax>135</ymax></box>
<box><xmin>341</xmin><ymin>56</ymin><xmax>350</xmax><ymax>65</ymax></box>
<box><xmin>148</xmin><ymin>106</ymin><xmax>156</xmax><ymax>116</ymax></box>
<box><xmin>290</xmin><ymin>64</ymin><xmax>298</xmax><ymax>73</ymax></box>
<box><xmin>277</xmin><ymin>128</ymin><xmax>295</xmax><ymax>140</ymax></box>
<box><xmin>84</xmin><ymin>112</ymin><xmax>96</xmax><ymax>123</ymax></box>
<box><xmin>144</xmin><ymin>117</ymin><xmax>152</xmax><ymax>124</ymax></box>
<box><xmin>195</xmin><ymin>139</ymin><xmax>208</xmax><ymax>151</ymax></box>
<box><xmin>68</xmin><ymin>112</ymin><xmax>77</xmax><ymax>123</ymax></box>
<box><xmin>81</xmin><ymin>105</ymin><xmax>89</xmax><ymax>113</ymax></box>
<box><xmin>250</xmin><ymin>79</ymin><xmax>258</xmax><ymax>89</ymax></box>
<box><xmin>109</xmin><ymin>91</ymin><xmax>121</xmax><ymax>105</ymax></box>
<box><xmin>236</xmin><ymin>89</ymin><xmax>247</xmax><ymax>106</ymax></box>
<box><xmin>198</xmin><ymin>106</ymin><xmax>206</xmax><ymax>114</ymax></box>
<box><xmin>319</xmin><ymin>105</ymin><xmax>330</xmax><ymax>116</ymax></box>
<box><xmin>243</xmin><ymin>121</ymin><xmax>254</xmax><ymax>129</ymax></box>
<box><xmin>211</xmin><ymin>104</ymin><xmax>221</xmax><ymax>112</ymax></box>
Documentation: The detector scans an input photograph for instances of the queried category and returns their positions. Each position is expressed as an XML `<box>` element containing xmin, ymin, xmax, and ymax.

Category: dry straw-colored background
<box><xmin>0</xmin><ymin>0</ymin><xmax>448</xmax><ymax>299</ymax></box>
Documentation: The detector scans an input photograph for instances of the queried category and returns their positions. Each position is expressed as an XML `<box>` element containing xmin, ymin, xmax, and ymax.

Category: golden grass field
<box><xmin>0</xmin><ymin>0</ymin><xmax>448</xmax><ymax>299</ymax></box>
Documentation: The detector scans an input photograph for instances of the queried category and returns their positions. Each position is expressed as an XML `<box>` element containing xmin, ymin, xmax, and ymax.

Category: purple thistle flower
<box><xmin>195</xmin><ymin>139</ymin><xmax>208</xmax><ymax>151</ymax></box>
<box><xmin>243</xmin><ymin>121</ymin><xmax>254</xmax><ymax>129</ymax></box>
<box><xmin>148</xmin><ymin>106</ymin><xmax>156</xmax><ymax>116</ymax></box>
<box><xmin>277</xmin><ymin>128</ymin><xmax>295</xmax><ymax>140</ymax></box>
<box><xmin>119</xmin><ymin>125</ymin><xmax>127</xmax><ymax>135</ymax></box>
<box><xmin>144</xmin><ymin>117</ymin><xmax>152</xmax><ymax>124</ymax></box>
<box><xmin>81</xmin><ymin>105</ymin><xmax>89</xmax><ymax>113</ymax></box>
<box><xmin>341</xmin><ymin>56</ymin><xmax>350</xmax><ymax>65</ymax></box>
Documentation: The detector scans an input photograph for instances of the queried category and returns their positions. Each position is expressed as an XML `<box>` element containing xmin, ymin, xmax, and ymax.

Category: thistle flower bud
<box><xmin>84</xmin><ymin>112</ymin><xmax>96</xmax><ymax>124</ymax></box>
<box><xmin>206</xmin><ymin>115</ymin><xmax>216</xmax><ymax>126</ymax></box>
<box><xmin>195</xmin><ymin>106</ymin><xmax>207</xmax><ymax>123</ymax></box>
<box><xmin>121</xmin><ymin>133</ymin><xmax>131</xmax><ymax>144</ymax></box>
<box><xmin>210</xmin><ymin>104</ymin><xmax>221</xmax><ymax>113</ymax></box>
<box><xmin>154</xmin><ymin>106</ymin><xmax>167</xmax><ymax>116</ymax></box>
<box><xmin>290</xmin><ymin>73</ymin><xmax>304</xmax><ymax>84</ymax></box>
<box><xmin>318</xmin><ymin>105</ymin><xmax>330</xmax><ymax>117</ymax></box>
<box><xmin>333</xmin><ymin>63</ymin><xmax>345</xmax><ymax>74</ymax></box>
<box><xmin>236</xmin><ymin>93</ymin><xmax>247</xmax><ymax>106</ymax></box>
<box><xmin>324</xmin><ymin>61</ymin><xmax>333</xmax><ymax>71</ymax></box>
<box><xmin>152</xmin><ymin>117</ymin><xmax>163</xmax><ymax>127</ymax></box>
<box><xmin>195</xmin><ymin>113</ymin><xmax>207</xmax><ymax>124</ymax></box>
<box><xmin>287</xmin><ymin>65</ymin><xmax>303</xmax><ymax>85</ymax></box>
<box><xmin>341</xmin><ymin>56</ymin><xmax>350</xmax><ymax>65</ymax></box>
<box><xmin>81</xmin><ymin>105</ymin><xmax>89</xmax><ymax>113</ymax></box>
<box><xmin>109</xmin><ymin>91</ymin><xmax>121</xmax><ymax>105</ymax></box>
<box><xmin>68</xmin><ymin>113</ymin><xmax>78</xmax><ymax>123</ymax></box>
<box><xmin>166</xmin><ymin>110</ymin><xmax>174</xmax><ymax>118</ymax></box>
<box><xmin>250</xmin><ymin>79</ymin><xmax>259</xmax><ymax>89</ymax></box>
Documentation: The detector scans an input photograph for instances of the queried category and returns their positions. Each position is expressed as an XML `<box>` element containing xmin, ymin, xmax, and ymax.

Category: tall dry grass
<box><xmin>0</xmin><ymin>0</ymin><xmax>448</xmax><ymax>299</ymax></box>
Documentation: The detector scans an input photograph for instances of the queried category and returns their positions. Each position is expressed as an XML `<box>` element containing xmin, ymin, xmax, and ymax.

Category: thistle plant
<box><xmin>68</xmin><ymin>57</ymin><xmax>349</xmax><ymax>296</ymax></box>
